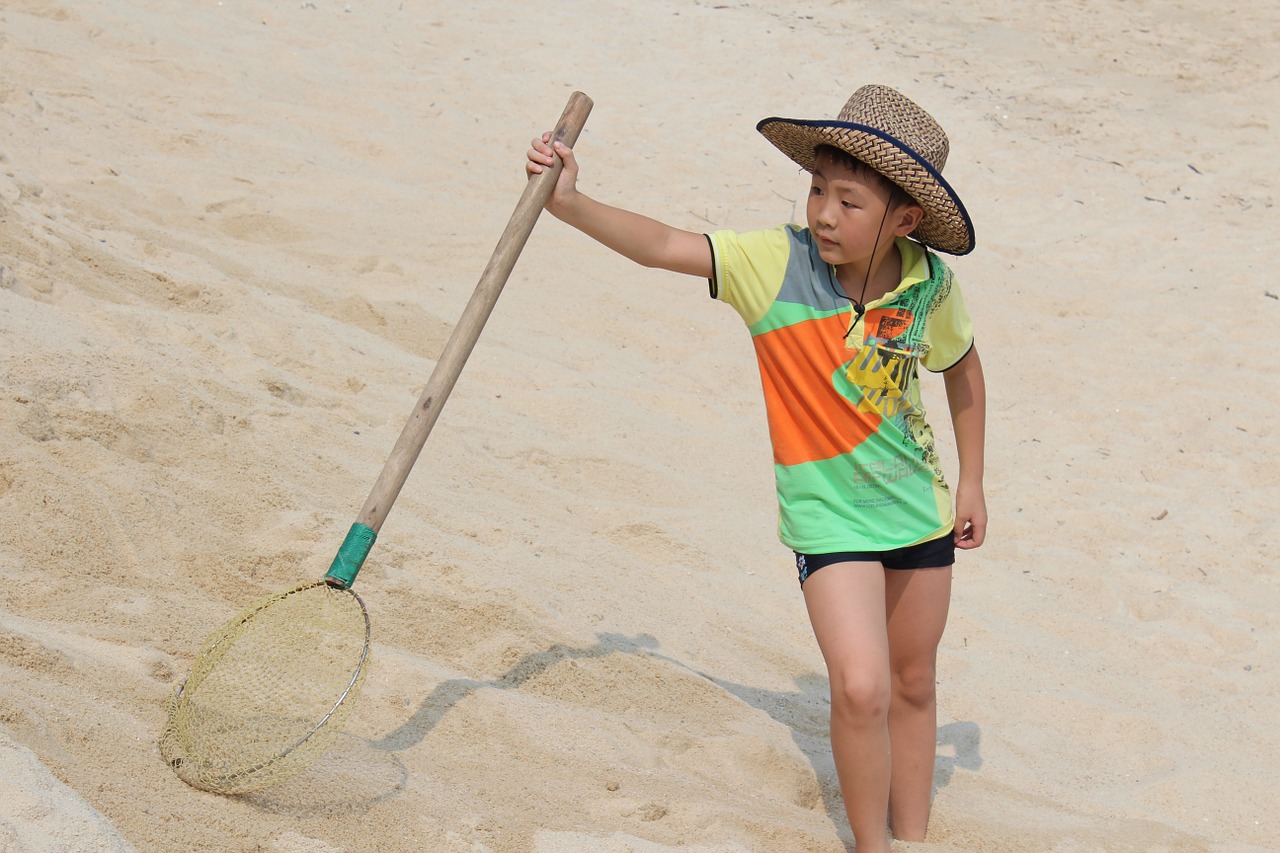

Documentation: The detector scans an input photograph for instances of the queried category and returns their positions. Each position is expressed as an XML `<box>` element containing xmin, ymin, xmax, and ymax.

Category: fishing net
<box><xmin>158</xmin><ymin>91</ymin><xmax>592</xmax><ymax>798</ymax></box>
<box><xmin>159</xmin><ymin>581</ymin><xmax>371</xmax><ymax>795</ymax></box>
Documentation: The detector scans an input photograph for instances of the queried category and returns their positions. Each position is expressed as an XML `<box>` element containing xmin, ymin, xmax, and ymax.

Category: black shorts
<box><xmin>795</xmin><ymin>534</ymin><xmax>955</xmax><ymax>585</ymax></box>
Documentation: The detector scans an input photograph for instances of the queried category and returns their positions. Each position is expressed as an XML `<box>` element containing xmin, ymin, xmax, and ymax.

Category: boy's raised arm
<box><xmin>527</xmin><ymin>135</ymin><xmax>713</xmax><ymax>279</ymax></box>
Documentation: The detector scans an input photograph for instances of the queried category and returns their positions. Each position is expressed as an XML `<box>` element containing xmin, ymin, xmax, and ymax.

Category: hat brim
<box><xmin>757</xmin><ymin>117</ymin><xmax>975</xmax><ymax>256</ymax></box>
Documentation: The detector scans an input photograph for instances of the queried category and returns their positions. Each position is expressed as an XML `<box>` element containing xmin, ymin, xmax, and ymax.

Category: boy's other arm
<box><xmin>527</xmin><ymin>136</ymin><xmax>713</xmax><ymax>279</ymax></box>
<box><xmin>943</xmin><ymin>345</ymin><xmax>987</xmax><ymax>549</ymax></box>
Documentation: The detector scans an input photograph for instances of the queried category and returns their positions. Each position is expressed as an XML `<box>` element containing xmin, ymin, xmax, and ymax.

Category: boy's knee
<box><xmin>830</xmin><ymin>671</ymin><xmax>891</xmax><ymax>722</ymax></box>
<box><xmin>891</xmin><ymin>662</ymin><xmax>938</xmax><ymax>708</ymax></box>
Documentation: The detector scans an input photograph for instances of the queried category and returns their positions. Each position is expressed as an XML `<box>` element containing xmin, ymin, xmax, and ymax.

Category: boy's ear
<box><xmin>893</xmin><ymin>202</ymin><xmax>925</xmax><ymax>237</ymax></box>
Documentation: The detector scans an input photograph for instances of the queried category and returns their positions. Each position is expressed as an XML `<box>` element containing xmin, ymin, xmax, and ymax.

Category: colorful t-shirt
<box><xmin>708</xmin><ymin>225</ymin><xmax>973</xmax><ymax>553</ymax></box>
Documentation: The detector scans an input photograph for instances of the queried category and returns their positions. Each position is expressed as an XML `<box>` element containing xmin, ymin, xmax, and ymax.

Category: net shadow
<box><xmin>241</xmin><ymin>731</ymin><xmax>409</xmax><ymax>816</ymax></box>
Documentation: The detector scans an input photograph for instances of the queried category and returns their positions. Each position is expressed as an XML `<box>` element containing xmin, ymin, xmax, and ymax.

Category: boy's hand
<box><xmin>953</xmin><ymin>484</ymin><xmax>987</xmax><ymax>550</ymax></box>
<box><xmin>526</xmin><ymin>133</ymin><xmax>579</xmax><ymax>214</ymax></box>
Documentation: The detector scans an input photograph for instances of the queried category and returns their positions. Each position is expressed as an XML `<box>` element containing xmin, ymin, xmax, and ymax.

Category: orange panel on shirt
<box><xmin>754</xmin><ymin>313</ymin><xmax>882</xmax><ymax>466</ymax></box>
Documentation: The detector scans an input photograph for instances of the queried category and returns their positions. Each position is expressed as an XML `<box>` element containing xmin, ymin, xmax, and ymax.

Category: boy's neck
<box><xmin>834</xmin><ymin>239</ymin><xmax>903</xmax><ymax>307</ymax></box>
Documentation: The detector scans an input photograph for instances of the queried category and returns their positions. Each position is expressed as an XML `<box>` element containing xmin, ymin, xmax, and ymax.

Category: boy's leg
<box><xmin>884</xmin><ymin>565</ymin><xmax>953</xmax><ymax>841</ymax></box>
<box><xmin>802</xmin><ymin>562</ymin><xmax>893</xmax><ymax>853</ymax></box>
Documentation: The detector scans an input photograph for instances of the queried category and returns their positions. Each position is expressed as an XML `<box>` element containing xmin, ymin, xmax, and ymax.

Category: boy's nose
<box><xmin>814</xmin><ymin>199</ymin><xmax>838</xmax><ymax>228</ymax></box>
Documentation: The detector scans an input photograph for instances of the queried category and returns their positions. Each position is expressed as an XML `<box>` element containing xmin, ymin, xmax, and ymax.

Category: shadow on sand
<box><xmin>245</xmin><ymin>626</ymin><xmax>981</xmax><ymax>846</ymax></box>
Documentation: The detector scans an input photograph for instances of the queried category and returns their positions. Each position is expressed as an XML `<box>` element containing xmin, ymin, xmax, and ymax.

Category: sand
<box><xmin>1</xmin><ymin>0</ymin><xmax>1277</xmax><ymax>850</ymax></box>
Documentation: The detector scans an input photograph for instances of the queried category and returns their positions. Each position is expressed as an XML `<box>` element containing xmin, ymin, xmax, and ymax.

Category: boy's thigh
<box><xmin>884</xmin><ymin>566</ymin><xmax>953</xmax><ymax>666</ymax></box>
<box><xmin>801</xmin><ymin>561</ymin><xmax>891</xmax><ymax>675</ymax></box>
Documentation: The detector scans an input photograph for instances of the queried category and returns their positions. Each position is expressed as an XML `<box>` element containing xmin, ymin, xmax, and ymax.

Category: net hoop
<box><xmin>161</xmin><ymin>580</ymin><xmax>372</xmax><ymax>794</ymax></box>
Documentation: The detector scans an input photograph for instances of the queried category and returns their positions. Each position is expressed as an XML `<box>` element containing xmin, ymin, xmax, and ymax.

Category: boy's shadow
<box><xmin>365</xmin><ymin>630</ymin><xmax>981</xmax><ymax>851</ymax></box>
<box><xmin>934</xmin><ymin>719</ymin><xmax>983</xmax><ymax>786</ymax></box>
<box><xmin>252</xmin><ymin>625</ymin><xmax>988</xmax><ymax>845</ymax></box>
<box><xmin>369</xmin><ymin>631</ymin><xmax>664</xmax><ymax>752</ymax></box>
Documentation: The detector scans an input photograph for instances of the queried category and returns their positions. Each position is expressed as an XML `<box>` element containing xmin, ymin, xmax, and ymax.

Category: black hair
<box><xmin>813</xmin><ymin>144</ymin><xmax>912</xmax><ymax>209</ymax></box>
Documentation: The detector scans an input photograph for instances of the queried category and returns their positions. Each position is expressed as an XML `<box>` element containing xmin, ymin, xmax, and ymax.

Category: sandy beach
<box><xmin>2</xmin><ymin>1</ymin><xmax>1277</xmax><ymax>850</ymax></box>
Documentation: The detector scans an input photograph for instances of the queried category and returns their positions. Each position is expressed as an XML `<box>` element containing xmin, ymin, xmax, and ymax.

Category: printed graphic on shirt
<box><xmin>852</xmin><ymin>273</ymin><xmax>959</xmax><ymax>485</ymax></box>
<box><xmin>869</xmin><ymin>306</ymin><xmax>915</xmax><ymax>340</ymax></box>
<box><xmin>847</xmin><ymin>307</ymin><xmax>921</xmax><ymax>420</ymax></box>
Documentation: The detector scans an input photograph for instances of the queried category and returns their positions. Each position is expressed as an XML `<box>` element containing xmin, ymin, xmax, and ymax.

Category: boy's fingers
<box><xmin>526</xmin><ymin>135</ymin><xmax>559</xmax><ymax>176</ymax></box>
<box><xmin>954</xmin><ymin>519</ymin><xmax>985</xmax><ymax>550</ymax></box>
<box><xmin>524</xmin><ymin>134</ymin><xmax>577</xmax><ymax>184</ymax></box>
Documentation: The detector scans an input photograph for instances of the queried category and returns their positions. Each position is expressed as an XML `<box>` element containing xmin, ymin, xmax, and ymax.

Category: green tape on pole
<box><xmin>324</xmin><ymin>523</ymin><xmax>377</xmax><ymax>589</ymax></box>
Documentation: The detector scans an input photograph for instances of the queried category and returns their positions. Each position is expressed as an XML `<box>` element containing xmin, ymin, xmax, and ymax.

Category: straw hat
<box><xmin>757</xmin><ymin>84</ymin><xmax>975</xmax><ymax>255</ymax></box>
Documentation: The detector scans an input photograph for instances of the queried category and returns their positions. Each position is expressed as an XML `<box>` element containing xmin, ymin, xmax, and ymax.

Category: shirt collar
<box><xmin>867</xmin><ymin>238</ymin><xmax>928</xmax><ymax>307</ymax></box>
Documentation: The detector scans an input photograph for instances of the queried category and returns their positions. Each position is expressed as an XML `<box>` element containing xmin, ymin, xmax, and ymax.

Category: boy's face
<box><xmin>806</xmin><ymin>154</ymin><xmax>920</xmax><ymax>269</ymax></box>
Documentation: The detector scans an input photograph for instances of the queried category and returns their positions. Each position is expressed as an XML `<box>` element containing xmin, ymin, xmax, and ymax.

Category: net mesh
<box><xmin>159</xmin><ymin>581</ymin><xmax>371</xmax><ymax>795</ymax></box>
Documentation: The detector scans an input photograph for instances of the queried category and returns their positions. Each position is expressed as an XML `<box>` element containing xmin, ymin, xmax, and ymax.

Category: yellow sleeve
<box><xmin>708</xmin><ymin>227</ymin><xmax>793</xmax><ymax>327</ymax></box>
<box><xmin>920</xmin><ymin>270</ymin><xmax>974</xmax><ymax>372</ymax></box>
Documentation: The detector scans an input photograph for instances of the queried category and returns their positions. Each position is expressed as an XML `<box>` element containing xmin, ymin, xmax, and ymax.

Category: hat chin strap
<box><xmin>843</xmin><ymin>197</ymin><xmax>896</xmax><ymax>340</ymax></box>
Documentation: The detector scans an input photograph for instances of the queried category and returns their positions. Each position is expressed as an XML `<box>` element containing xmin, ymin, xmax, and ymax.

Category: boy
<box><xmin>527</xmin><ymin>84</ymin><xmax>986</xmax><ymax>851</ymax></box>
